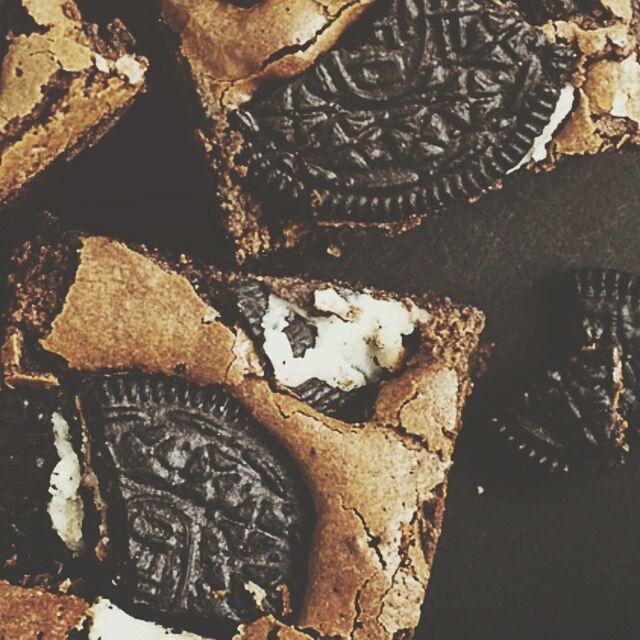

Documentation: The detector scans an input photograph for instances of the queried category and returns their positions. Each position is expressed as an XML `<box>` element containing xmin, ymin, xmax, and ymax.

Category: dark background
<box><xmin>3</xmin><ymin>3</ymin><xmax>640</xmax><ymax>638</ymax></box>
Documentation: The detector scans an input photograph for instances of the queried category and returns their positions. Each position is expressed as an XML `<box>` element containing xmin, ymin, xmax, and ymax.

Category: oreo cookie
<box><xmin>232</xmin><ymin>0</ymin><xmax>577</xmax><ymax>223</ymax></box>
<box><xmin>491</xmin><ymin>347</ymin><xmax>627</xmax><ymax>474</ymax></box>
<box><xmin>0</xmin><ymin>387</ymin><xmax>69</xmax><ymax>577</ymax></box>
<box><xmin>80</xmin><ymin>374</ymin><xmax>312</xmax><ymax>636</ymax></box>
<box><xmin>571</xmin><ymin>269</ymin><xmax>640</xmax><ymax>430</ymax></box>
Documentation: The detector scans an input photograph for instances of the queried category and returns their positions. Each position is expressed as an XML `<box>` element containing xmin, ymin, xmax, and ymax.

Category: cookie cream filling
<box><xmin>261</xmin><ymin>288</ymin><xmax>429</xmax><ymax>390</ymax></box>
<box><xmin>508</xmin><ymin>83</ymin><xmax>576</xmax><ymax>173</ymax></box>
<box><xmin>48</xmin><ymin>412</ymin><xmax>85</xmax><ymax>554</ymax></box>
<box><xmin>88</xmin><ymin>600</ymin><xmax>214</xmax><ymax>639</ymax></box>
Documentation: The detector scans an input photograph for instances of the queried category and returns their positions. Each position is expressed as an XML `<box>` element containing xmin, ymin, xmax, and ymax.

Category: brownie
<box><xmin>0</xmin><ymin>0</ymin><xmax>148</xmax><ymax>206</ymax></box>
<box><xmin>160</xmin><ymin>0</ymin><xmax>583</xmax><ymax>261</ymax></box>
<box><xmin>1</xmin><ymin>226</ymin><xmax>484</xmax><ymax>639</ymax></box>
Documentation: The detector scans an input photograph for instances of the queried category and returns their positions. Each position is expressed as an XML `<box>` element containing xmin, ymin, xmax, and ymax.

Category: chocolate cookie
<box><xmin>161</xmin><ymin>0</ymin><xmax>578</xmax><ymax>260</ymax></box>
<box><xmin>2</xmin><ymin>227</ymin><xmax>485</xmax><ymax>639</ymax></box>
<box><xmin>492</xmin><ymin>346</ymin><xmax>627</xmax><ymax>474</ymax></box>
<box><xmin>0</xmin><ymin>0</ymin><xmax>148</xmax><ymax>206</ymax></box>
<box><xmin>0</xmin><ymin>386</ymin><xmax>67</xmax><ymax>578</ymax></box>
<box><xmin>80</xmin><ymin>373</ymin><xmax>311</xmax><ymax>634</ymax></box>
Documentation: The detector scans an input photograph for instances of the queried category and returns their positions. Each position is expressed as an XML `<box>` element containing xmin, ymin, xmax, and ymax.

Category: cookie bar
<box><xmin>0</xmin><ymin>0</ymin><xmax>148</xmax><ymax>205</ymax></box>
<box><xmin>160</xmin><ymin>0</ymin><xmax>578</xmax><ymax>261</ymax></box>
<box><xmin>1</xmin><ymin>226</ymin><xmax>484</xmax><ymax>638</ymax></box>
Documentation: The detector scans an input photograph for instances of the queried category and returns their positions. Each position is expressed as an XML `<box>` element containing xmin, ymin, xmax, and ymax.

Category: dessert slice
<box><xmin>160</xmin><ymin>0</ymin><xmax>578</xmax><ymax>261</ymax></box>
<box><xmin>0</xmin><ymin>0</ymin><xmax>148</xmax><ymax>205</ymax></box>
<box><xmin>2</xmin><ymin>226</ymin><xmax>484</xmax><ymax>639</ymax></box>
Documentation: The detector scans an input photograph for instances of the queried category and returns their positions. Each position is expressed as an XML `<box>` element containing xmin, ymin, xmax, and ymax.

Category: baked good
<box><xmin>0</xmin><ymin>225</ymin><xmax>484</xmax><ymax>638</ymax></box>
<box><xmin>0</xmin><ymin>0</ymin><xmax>148</xmax><ymax>206</ymax></box>
<box><xmin>158</xmin><ymin>0</ymin><xmax>577</xmax><ymax>260</ymax></box>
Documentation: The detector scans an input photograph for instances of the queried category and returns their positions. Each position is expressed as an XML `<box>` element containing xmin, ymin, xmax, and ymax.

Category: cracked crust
<box><xmin>160</xmin><ymin>0</ymin><xmax>375</xmax><ymax>263</ymax></box>
<box><xmin>160</xmin><ymin>0</ymin><xmax>375</xmax><ymax>113</ymax></box>
<box><xmin>0</xmin><ymin>580</ymin><xmax>88</xmax><ymax>639</ymax></box>
<box><xmin>0</xmin><ymin>0</ymin><xmax>148</xmax><ymax>205</ymax></box>
<box><xmin>533</xmin><ymin>0</ymin><xmax>640</xmax><ymax>162</ymax></box>
<box><xmin>2</xmin><ymin>234</ymin><xmax>484</xmax><ymax>639</ymax></box>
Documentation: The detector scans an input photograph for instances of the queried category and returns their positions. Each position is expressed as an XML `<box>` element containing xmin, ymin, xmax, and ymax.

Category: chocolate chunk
<box><xmin>0</xmin><ymin>387</ymin><xmax>66</xmax><ymax>576</ymax></box>
<box><xmin>491</xmin><ymin>347</ymin><xmax>627</xmax><ymax>474</ymax></box>
<box><xmin>232</xmin><ymin>0</ymin><xmax>577</xmax><ymax>223</ymax></box>
<box><xmin>80</xmin><ymin>374</ymin><xmax>312</xmax><ymax>635</ymax></box>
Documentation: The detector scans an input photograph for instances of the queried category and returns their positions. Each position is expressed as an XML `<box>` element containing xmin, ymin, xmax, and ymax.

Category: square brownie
<box><xmin>0</xmin><ymin>0</ymin><xmax>148</xmax><ymax>206</ymax></box>
<box><xmin>1</xmin><ymin>224</ymin><xmax>484</xmax><ymax>639</ymax></box>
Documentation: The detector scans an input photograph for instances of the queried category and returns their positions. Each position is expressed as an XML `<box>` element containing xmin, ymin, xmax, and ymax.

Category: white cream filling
<box><xmin>115</xmin><ymin>54</ymin><xmax>147</xmax><ymax>85</ymax></box>
<box><xmin>88</xmin><ymin>600</ymin><xmax>215</xmax><ymax>639</ymax></box>
<box><xmin>508</xmin><ymin>83</ymin><xmax>576</xmax><ymax>173</ymax></box>
<box><xmin>261</xmin><ymin>288</ymin><xmax>429</xmax><ymax>391</ymax></box>
<box><xmin>48</xmin><ymin>412</ymin><xmax>85</xmax><ymax>555</ymax></box>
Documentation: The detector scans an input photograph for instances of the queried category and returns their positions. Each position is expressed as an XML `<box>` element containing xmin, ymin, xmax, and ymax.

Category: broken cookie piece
<box><xmin>160</xmin><ymin>0</ymin><xmax>577</xmax><ymax>261</ymax></box>
<box><xmin>2</xmin><ymin>227</ymin><xmax>484</xmax><ymax>638</ymax></box>
<box><xmin>0</xmin><ymin>0</ymin><xmax>148</xmax><ymax>205</ymax></box>
<box><xmin>492</xmin><ymin>346</ymin><xmax>627</xmax><ymax>474</ymax></box>
<box><xmin>0</xmin><ymin>385</ymin><xmax>84</xmax><ymax>583</ymax></box>
<box><xmin>80</xmin><ymin>374</ymin><xmax>311</xmax><ymax>636</ymax></box>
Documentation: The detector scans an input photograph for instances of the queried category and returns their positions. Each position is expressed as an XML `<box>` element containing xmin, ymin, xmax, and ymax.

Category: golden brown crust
<box><xmin>161</xmin><ymin>0</ymin><xmax>375</xmax><ymax>113</ymax></box>
<box><xmin>541</xmin><ymin>0</ymin><xmax>640</xmax><ymax>160</ymax></box>
<box><xmin>0</xmin><ymin>581</ymin><xmax>88</xmax><ymax>639</ymax></box>
<box><xmin>5</xmin><ymin>236</ymin><xmax>484</xmax><ymax>639</ymax></box>
<box><xmin>0</xmin><ymin>0</ymin><xmax>148</xmax><ymax>204</ymax></box>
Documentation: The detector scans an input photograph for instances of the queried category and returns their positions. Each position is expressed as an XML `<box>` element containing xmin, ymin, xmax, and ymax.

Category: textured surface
<box><xmin>0</xmin><ymin>580</ymin><xmax>88</xmax><ymax>639</ymax></box>
<box><xmin>492</xmin><ymin>346</ymin><xmax>626</xmax><ymax>473</ymax></box>
<box><xmin>572</xmin><ymin>269</ymin><xmax>640</xmax><ymax>429</ymax></box>
<box><xmin>232</xmin><ymin>0</ymin><xmax>576</xmax><ymax>222</ymax></box>
<box><xmin>81</xmin><ymin>374</ymin><xmax>311</xmax><ymax>633</ymax></box>
<box><xmin>0</xmin><ymin>0</ymin><xmax>147</xmax><ymax>205</ymax></box>
<box><xmin>0</xmin><ymin>387</ymin><xmax>64</xmax><ymax>577</ymax></box>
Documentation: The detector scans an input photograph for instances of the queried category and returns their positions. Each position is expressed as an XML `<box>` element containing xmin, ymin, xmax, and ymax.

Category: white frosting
<box><xmin>48</xmin><ymin>412</ymin><xmax>85</xmax><ymax>554</ymax></box>
<box><xmin>115</xmin><ymin>54</ymin><xmax>146</xmax><ymax>85</ymax></box>
<box><xmin>261</xmin><ymin>288</ymin><xmax>429</xmax><ymax>390</ymax></box>
<box><xmin>508</xmin><ymin>83</ymin><xmax>576</xmax><ymax>173</ymax></box>
<box><xmin>88</xmin><ymin>600</ymin><xmax>214</xmax><ymax>640</ymax></box>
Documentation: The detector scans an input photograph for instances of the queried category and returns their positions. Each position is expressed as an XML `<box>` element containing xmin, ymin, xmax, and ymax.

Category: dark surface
<box><xmin>81</xmin><ymin>374</ymin><xmax>311</xmax><ymax>637</ymax></box>
<box><xmin>234</xmin><ymin>0</ymin><xmax>576</xmax><ymax>223</ymax></box>
<box><xmin>1</xmin><ymin>3</ymin><xmax>640</xmax><ymax>637</ymax></box>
